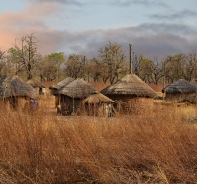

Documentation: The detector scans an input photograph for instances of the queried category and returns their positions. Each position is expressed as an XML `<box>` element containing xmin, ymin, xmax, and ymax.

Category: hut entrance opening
<box><xmin>39</xmin><ymin>88</ymin><xmax>43</xmax><ymax>95</ymax></box>
<box><xmin>9</xmin><ymin>96</ymin><xmax>18</xmax><ymax>109</ymax></box>
<box><xmin>58</xmin><ymin>95</ymin><xmax>81</xmax><ymax>116</ymax></box>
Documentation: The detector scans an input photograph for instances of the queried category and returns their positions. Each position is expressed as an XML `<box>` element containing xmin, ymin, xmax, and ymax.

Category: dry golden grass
<box><xmin>0</xmin><ymin>96</ymin><xmax>197</xmax><ymax>183</ymax></box>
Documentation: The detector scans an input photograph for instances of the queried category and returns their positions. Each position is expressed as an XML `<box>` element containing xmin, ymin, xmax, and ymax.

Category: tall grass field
<box><xmin>0</xmin><ymin>95</ymin><xmax>197</xmax><ymax>183</ymax></box>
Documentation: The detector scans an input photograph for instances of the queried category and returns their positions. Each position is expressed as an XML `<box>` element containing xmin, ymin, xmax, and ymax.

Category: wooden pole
<box><xmin>163</xmin><ymin>60</ymin><xmax>166</xmax><ymax>100</ymax></box>
<box><xmin>163</xmin><ymin>60</ymin><xmax>166</xmax><ymax>89</ymax></box>
<box><xmin>129</xmin><ymin>44</ymin><xmax>132</xmax><ymax>74</ymax></box>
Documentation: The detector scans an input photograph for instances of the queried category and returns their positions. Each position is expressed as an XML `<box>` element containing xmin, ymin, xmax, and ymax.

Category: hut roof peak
<box><xmin>0</xmin><ymin>75</ymin><xmax>37</xmax><ymax>99</ymax></box>
<box><xmin>49</xmin><ymin>77</ymin><xmax>75</xmax><ymax>90</ymax></box>
<box><xmin>101</xmin><ymin>74</ymin><xmax>157</xmax><ymax>98</ymax></box>
<box><xmin>162</xmin><ymin>79</ymin><xmax>197</xmax><ymax>93</ymax></box>
<box><xmin>58</xmin><ymin>78</ymin><xmax>98</xmax><ymax>98</ymax></box>
<box><xmin>27</xmin><ymin>77</ymin><xmax>46</xmax><ymax>88</ymax></box>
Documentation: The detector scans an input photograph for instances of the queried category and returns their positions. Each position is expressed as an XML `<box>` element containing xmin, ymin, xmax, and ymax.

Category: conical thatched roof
<box><xmin>58</xmin><ymin>78</ymin><xmax>98</xmax><ymax>98</ymax></box>
<box><xmin>101</xmin><ymin>74</ymin><xmax>157</xmax><ymax>98</ymax></box>
<box><xmin>27</xmin><ymin>78</ymin><xmax>46</xmax><ymax>88</ymax></box>
<box><xmin>191</xmin><ymin>81</ymin><xmax>197</xmax><ymax>88</ymax></box>
<box><xmin>162</xmin><ymin>79</ymin><xmax>197</xmax><ymax>93</ymax></box>
<box><xmin>83</xmin><ymin>93</ymin><xmax>114</xmax><ymax>104</ymax></box>
<box><xmin>0</xmin><ymin>75</ymin><xmax>37</xmax><ymax>99</ymax></box>
<box><xmin>49</xmin><ymin>77</ymin><xmax>75</xmax><ymax>90</ymax></box>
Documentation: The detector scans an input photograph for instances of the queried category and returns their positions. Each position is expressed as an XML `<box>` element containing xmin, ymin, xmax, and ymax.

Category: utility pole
<box><xmin>83</xmin><ymin>55</ymin><xmax>86</xmax><ymax>80</ymax></box>
<box><xmin>129</xmin><ymin>44</ymin><xmax>132</xmax><ymax>74</ymax></box>
<box><xmin>162</xmin><ymin>59</ymin><xmax>166</xmax><ymax>100</ymax></box>
<box><xmin>163</xmin><ymin>61</ymin><xmax>166</xmax><ymax>89</ymax></box>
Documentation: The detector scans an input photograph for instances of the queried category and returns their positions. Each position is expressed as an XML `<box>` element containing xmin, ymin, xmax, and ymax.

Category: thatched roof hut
<box><xmin>101</xmin><ymin>74</ymin><xmax>157</xmax><ymax>115</ymax></box>
<box><xmin>58</xmin><ymin>78</ymin><xmax>98</xmax><ymax>98</ymax></box>
<box><xmin>27</xmin><ymin>78</ymin><xmax>46</xmax><ymax>95</ymax></box>
<box><xmin>82</xmin><ymin>93</ymin><xmax>115</xmax><ymax>117</ymax></box>
<box><xmin>0</xmin><ymin>75</ymin><xmax>37</xmax><ymax>109</ymax></box>
<box><xmin>0</xmin><ymin>75</ymin><xmax>37</xmax><ymax>99</ymax></box>
<box><xmin>49</xmin><ymin>77</ymin><xmax>75</xmax><ymax>95</ymax></box>
<box><xmin>27</xmin><ymin>78</ymin><xmax>46</xmax><ymax>88</ymax></box>
<box><xmin>162</xmin><ymin>79</ymin><xmax>197</xmax><ymax>103</ymax></box>
<box><xmin>191</xmin><ymin>81</ymin><xmax>197</xmax><ymax>88</ymax></box>
<box><xmin>162</xmin><ymin>79</ymin><xmax>197</xmax><ymax>93</ymax></box>
<box><xmin>102</xmin><ymin>74</ymin><xmax>157</xmax><ymax>98</ymax></box>
<box><xmin>50</xmin><ymin>78</ymin><xmax>99</xmax><ymax>115</ymax></box>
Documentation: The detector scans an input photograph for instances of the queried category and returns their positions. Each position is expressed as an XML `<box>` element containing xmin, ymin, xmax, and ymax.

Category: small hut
<box><xmin>49</xmin><ymin>77</ymin><xmax>75</xmax><ymax>111</ymax></box>
<box><xmin>50</xmin><ymin>78</ymin><xmax>98</xmax><ymax>115</ymax></box>
<box><xmin>0</xmin><ymin>75</ymin><xmax>37</xmax><ymax>110</ymax></box>
<box><xmin>82</xmin><ymin>93</ymin><xmax>115</xmax><ymax>116</ymax></box>
<box><xmin>27</xmin><ymin>78</ymin><xmax>46</xmax><ymax>95</ymax></box>
<box><xmin>162</xmin><ymin>79</ymin><xmax>197</xmax><ymax>103</ymax></box>
<box><xmin>101</xmin><ymin>74</ymin><xmax>158</xmax><ymax>115</ymax></box>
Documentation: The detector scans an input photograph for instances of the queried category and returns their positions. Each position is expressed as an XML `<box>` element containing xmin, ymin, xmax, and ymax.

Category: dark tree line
<box><xmin>0</xmin><ymin>34</ymin><xmax>197</xmax><ymax>84</ymax></box>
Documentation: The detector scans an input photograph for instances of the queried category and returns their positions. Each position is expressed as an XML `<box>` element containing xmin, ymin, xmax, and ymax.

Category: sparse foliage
<box><xmin>64</xmin><ymin>54</ymin><xmax>86</xmax><ymax>79</ymax></box>
<box><xmin>98</xmin><ymin>41</ymin><xmax>127</xmax><ymax>84</ymax></box>
<box><xmin>11</xmin><ymin>33</ymin><xmax>40</xmax><ymax>80</ymax></box>
<box><xmin>43</xmin><ymin>52</ymin><xmax>65</xmax><ymax>82</ymax></box>
<box><xmin>38</xmin><ymin>56</ymin><xmax>58</xmax><ymax>81</ymax></box>
<box><xmin>85</xmin><ymin>57</ymin><xmax>101</xmax><ymax>82</ymax></box>
<box><xmin>0</xmin><ymin>49</ymin><xmax>10</xmax><ymax>77</ymax></box>
<box><xmin>184</xmin><ymin>51</ymin><xmax>197</xmax><ymax>81</ymax></box>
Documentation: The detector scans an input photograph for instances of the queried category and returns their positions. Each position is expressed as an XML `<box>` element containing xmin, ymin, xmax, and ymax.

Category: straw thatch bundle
<box><xmin>101</xmin><ymin>74</ymin><xmax>157</xmax><ymax>98</ymax></box>
<box><xmin>162</xmin><ymin>79</ymin><xmax>197</xmax><ymax>103</ymax></box>
<box><xmin>0</xmin><ymin>75</ymin><xmax>37</xmax><ymax>99</ymax></box>
<box><xmin>58</xmin><ymin>78</ymin><xmax>98</xmax><ymax>98</ymax></box>
<box><xmin>27</xmin><ymin>78</ymin><xmax>46</xmax><ymax>88</ymax></box>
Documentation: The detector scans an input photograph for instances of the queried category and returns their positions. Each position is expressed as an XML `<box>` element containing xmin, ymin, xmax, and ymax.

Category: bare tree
<box><xmin>184</xmin><ymin>51</ymin><xmax>197</xmax><ymax>81</ymax></box>
<box><xmin>11</xmin><ymin>33</ymin><xmax>40</xmax><ymax>80</ymax></box>
<box><xmin>132</xmin><ymin>54</ymin><xmax>144</xmax><ymax>76</ymax></box>
<box><xmin>64</xmin><ymin>54</ymin><xmax>86</xmax><ymax>79</ymax></box>
<box><xmin>163</xmin><ymin>54</ymin><xmax>185</xmax><ymax>83</ymax></box>
<box><xmin>150</xmin><ymin>58</ymin><xmax>163</xmax><ymax>84</ymax></box>
<box><xmin>98</xmin><ymin>41</ymin><xmax>127</xmax><ymax>84</ymax></box>
<box><xmin>44</xmin><ymin>52</ymin><xmax>65</xmax><ymax>82</ymax></box>
<box><xmin>138</xmin><ymin>57</ymin><xmax>153</xmax><ymax>83</ymax></box>
<box><xmin>0</xmin><ymin>49</ymin><xmax>11</xmax><ymax>77</ymax></box>
<box><xmin>36</xmin><ymin>56</ymin><xmax>57</xmax><ymax>81</ymax></box>
<box><xmin>86</xmin><ymin>57</ymin><xmax>101</xmax><ymax>82</ymax></box>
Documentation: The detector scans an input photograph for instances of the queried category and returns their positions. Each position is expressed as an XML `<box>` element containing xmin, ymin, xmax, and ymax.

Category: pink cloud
<box><xmin>0</xmin><ymin>1</ymin><xmax>62</xmax><ymax>52</ymax></box>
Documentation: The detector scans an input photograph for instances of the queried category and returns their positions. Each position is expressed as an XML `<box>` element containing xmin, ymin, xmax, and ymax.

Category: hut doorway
<box><xmin>9</xmin><ymin>96</ymin><xmax>18</xmax><ymax>109</ymax></box>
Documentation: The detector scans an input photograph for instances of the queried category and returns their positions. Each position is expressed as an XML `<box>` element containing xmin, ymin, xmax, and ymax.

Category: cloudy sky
<box><xmin>1</xmin><ymin>0</ymin><xmax>197</xmax><ymax>60</ymax></box>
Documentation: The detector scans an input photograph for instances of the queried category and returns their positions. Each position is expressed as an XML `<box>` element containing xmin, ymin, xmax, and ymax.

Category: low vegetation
<box><xmin>0</xmin><ymin>96</ymin><xmax>197</xmax><ymax>183</ymax></box>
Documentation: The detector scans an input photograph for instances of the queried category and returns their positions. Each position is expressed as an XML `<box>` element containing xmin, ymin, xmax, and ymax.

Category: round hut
<box><xmin>82</xmin><ymin>93</ymin><xmax>114</xmax><ymax>117</ymax></box>
<box><xmin>162</xmin><ymin>79</ymin><xmax>197</xmax><ymax>103</ymax></box>
<box><xmin>49</xmin><ymin>77</ymin><xmax>75</xmax><ymax>111</ymax></box>
<box><xmin>50</xmin><ymin>78</ymin><xmax>98</xmax><ymax>115</ymax></box>
<box><xmin>101</xmin><ymin>74</ymin><xmax>158</xmax><ymax>115</ymax></box>
<box><xmin>0</xmin><ymin>75</ymin><xmax>37</xmax><ymax>110</ymax></box>
<box><xmin>27</xmin><ymin>78</ymin><xmax>46</xmax><ymax>95</ymax></box>
<box><xmin>49</xmin><ymin>77</ymin><xmax>75</xmax><ymax>95</ymax></box>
